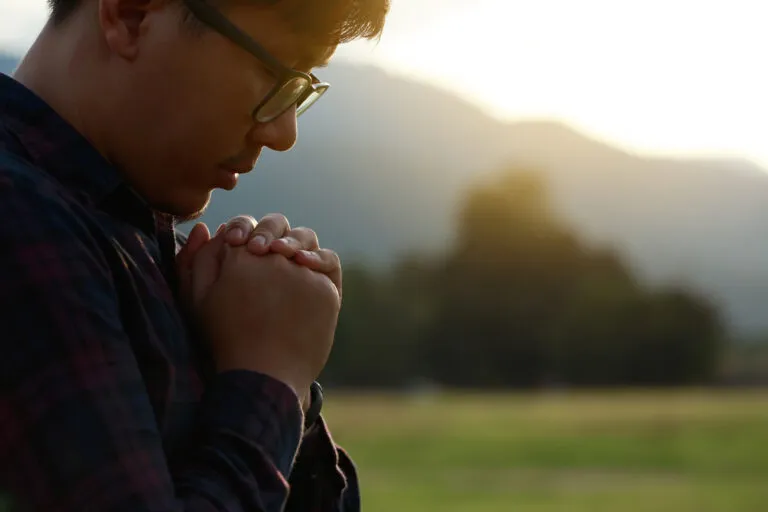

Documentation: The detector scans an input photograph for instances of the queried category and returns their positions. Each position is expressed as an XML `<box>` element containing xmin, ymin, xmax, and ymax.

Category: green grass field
<box><xmin>323</xmin><ymin>390</ymin><xmax>768</xmax><ymax>511</ymax></box>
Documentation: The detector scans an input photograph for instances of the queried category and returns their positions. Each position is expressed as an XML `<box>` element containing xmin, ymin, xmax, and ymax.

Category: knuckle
<box><xmin>282</xmin><ymin>236</ymin><xmax>301</xmax><ymax>247</ymax></box>
<box><xmin>292</xmin><ymin>226</ymin><xmax>317</xmax><ymax>238</ymax></box>
<box><xmin>227</xmin><ymin>215</ymin><xmax>257</xmax><ymax>229</ymax></box>
<box><xmin>288</xmin><ymin>228</ymin><xmax>319</xmax><ymax>251</ymax></box>
<box><xmin>261</xmin><ymin>213</ymin><xmax>290</xmax><ymax>227</ymax></box>
<box><xmin>255</xmin><ymin>213</ymin><xmax>291</xmax><ymax>237</ymax></box>
<box><xmin>321</xmin><ymin>249</ymin><xmax>341</xmax><ymax>267</ymax></box>
<box><xmin>263</xmin><ymin>212</ymin><xmax>287</xmax><ymax>221</ymax></box>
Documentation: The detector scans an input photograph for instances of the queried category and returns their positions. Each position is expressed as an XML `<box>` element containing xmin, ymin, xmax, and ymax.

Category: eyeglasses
<box><xmin>182</xmin><ymin>0</ymin><xmax>330</xmax><ymax>123</ymax></box>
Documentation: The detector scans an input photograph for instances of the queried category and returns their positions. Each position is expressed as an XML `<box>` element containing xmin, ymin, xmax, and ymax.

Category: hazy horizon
<box><xmin>2</xmin><ymin>0</ymin><xmax>767</xmax><ymax>168</ymax></box>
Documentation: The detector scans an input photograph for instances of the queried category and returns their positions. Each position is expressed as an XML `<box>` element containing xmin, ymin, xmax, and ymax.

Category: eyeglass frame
<box><xmin>182</xmin><ymin>0</ymin><xmax>331</xmax><ymax>123</ymax></box>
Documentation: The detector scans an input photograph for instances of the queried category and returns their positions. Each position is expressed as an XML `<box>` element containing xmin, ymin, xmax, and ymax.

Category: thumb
<box><xmin>191</xmin><ymin>225</ymin><xmax>228</xmax><ymax>308</ymax></box>
<box><xmin>177</xmin><ymin>223</ymin><xmax>211</xmax><ymax>299</ymax></box>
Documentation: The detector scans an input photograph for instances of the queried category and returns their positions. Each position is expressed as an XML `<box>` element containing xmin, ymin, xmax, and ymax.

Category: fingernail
<box><xmin>249</xmin><ymin>235</ymin><xmax>267</xmax><ymax>250</ymax></box>
<box><xmin>227</xmin><ymin>227</ymin><xmax>244</xmax><ymax>243</ymax></box>
<box><xmin>300</xmin><ymin>250</ymin><xmax>320</xmax><ymax>260</ymax></box>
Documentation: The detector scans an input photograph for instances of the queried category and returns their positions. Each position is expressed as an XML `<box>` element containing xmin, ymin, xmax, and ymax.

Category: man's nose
<box><xmin>249</xmin><ymin>106</ymin><xmax>298</xmax><ymax>152</ymax></box>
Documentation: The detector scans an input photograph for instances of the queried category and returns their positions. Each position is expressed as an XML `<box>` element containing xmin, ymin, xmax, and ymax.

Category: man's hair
<box><xmin>47</xmin><ymin>0</ymin><xmax>389</xmax><ymax>45</ymax></box>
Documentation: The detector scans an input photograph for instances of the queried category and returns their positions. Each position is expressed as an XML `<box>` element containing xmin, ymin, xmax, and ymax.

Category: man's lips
<box><xmin>221</xmin><ymin>149</ymin><xmax>262</xmax><ymax>176</ymax></box>
<box><xmin>222</xmin><ymin>164</ymin><xmax>254</xmax><ymax>175</ymax></box>
<box><xmin>215</xmin><ymin>152</ymin><xmax>260</xmax><ymax>189</ymax></box>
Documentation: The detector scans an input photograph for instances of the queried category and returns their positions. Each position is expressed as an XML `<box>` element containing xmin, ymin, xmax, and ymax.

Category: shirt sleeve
<box><xmin>285</xmin><ymin>416</ymin><xmax>361</xmax><ymax>512</ymax></box>
<box><xmin>0</xmin><ymin>172</ymin><xmax>303</xmax><ymax>511</ymax></box>
<box><xmin>176</xmin><ymin>224</ymin><xmax>361</xmax><ymax>512</ymax></box>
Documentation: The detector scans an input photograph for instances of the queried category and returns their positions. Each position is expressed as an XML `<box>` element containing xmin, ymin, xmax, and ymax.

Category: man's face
<box><xmin>103</xmin><ymin>2</ymin><xmax>334</xmax><ymax>219</ymax></box>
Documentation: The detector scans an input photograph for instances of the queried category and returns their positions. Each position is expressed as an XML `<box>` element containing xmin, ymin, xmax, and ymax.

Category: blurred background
<box><xmin>3</xmin><ymin>0</ymin><xmax>768</xmax><ymax>510</ymax></box>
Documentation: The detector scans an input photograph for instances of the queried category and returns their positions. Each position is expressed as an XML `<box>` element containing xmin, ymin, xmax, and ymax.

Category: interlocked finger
<box><xmin>243</xmin><ymin>213</ymin><xmax>292</xmax><ymax>255</ymax></box>
<box><xmin>224</xmin><ymin>215</ymin><xmax>258</xmax><ymax>245</ymax></box>
<box><xmin>267</xmin><ymin>227</ymin><xmax>320</xmax><ymax>258</ymax></box>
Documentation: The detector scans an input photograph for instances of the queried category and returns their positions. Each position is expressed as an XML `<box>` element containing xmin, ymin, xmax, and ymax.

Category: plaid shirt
<box><xmin>0</xmin><ymin>73</ymin><xmax>359</xmax><ymax>512</ymax></box>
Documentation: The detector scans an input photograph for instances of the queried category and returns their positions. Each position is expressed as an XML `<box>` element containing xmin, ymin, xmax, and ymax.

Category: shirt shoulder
<box><xmin>0</xmin><ymin>140</ymin><xmax>94</xmax><ymax>215</ymax></box>
<box><xmin>0</xmin><ymin>147</ymin><xmax>111</xmax><ymax>275</ymax></box>
<box><xmin>0</xmin><ymin>141</ymin><xmax>79</xmax><ymax>203</ymax></box>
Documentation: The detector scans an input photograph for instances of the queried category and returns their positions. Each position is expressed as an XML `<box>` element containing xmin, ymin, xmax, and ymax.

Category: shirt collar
<box><xmin>0</xmin><ymin>72</ymin><xmax>158</xmax><ymax>235</ymax></box>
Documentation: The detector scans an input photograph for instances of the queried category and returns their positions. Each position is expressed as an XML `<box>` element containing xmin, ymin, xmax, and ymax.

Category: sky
<box><xmin>2</xmin><ymin>0</ymin><xmax>767</xmax><ymax>168</ymax></box>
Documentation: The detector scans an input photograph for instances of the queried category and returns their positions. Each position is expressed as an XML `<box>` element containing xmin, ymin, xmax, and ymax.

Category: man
<box><xmin>0</xmin><ymin>0</ymin><xmax>388</xmax><ymax>510</ymax></box>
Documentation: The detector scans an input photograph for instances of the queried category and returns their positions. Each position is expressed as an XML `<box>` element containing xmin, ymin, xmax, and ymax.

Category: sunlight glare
<box><xmin>347</xmin><ymin>0</ymin><xmax>768</xmax><ymax>166</ymax></box>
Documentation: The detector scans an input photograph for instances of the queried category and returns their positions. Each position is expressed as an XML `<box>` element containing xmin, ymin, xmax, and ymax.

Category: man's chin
<box><xmin>155</xmin><ymin>191</ymin><xmax>213</xmax><ymax>224</ymax></box>
<box><xmin>175</xmin><ymin>206</ymin><xmax>208</xmax><ymax>224</ymax></box>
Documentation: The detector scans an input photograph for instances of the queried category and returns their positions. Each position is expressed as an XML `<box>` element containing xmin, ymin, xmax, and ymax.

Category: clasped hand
<box><xmin>176</xmin><ymin>214</ymin><xmax>342</xmax><ymax>411</ymax></box>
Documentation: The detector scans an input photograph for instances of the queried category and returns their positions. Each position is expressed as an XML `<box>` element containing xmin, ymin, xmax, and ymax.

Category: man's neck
<box><xmin>14</xmin><ymin>20</ymin><xmax>111</xmax><ymax>163</ymax></box>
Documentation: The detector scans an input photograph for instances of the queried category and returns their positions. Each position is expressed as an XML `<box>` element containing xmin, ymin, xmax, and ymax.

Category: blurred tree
<box><xmin>627</xmin><ymin>289</ymin><xmax>723</xmax><ymax>385</ymax></box>
<box><xmin>323</xmin><ymin>258</ymin><xmax>436</xmax><ymax>387</ymax></box>
<box><xmin>325</xmin><ymin>168</ymin><xmax>726</xmax><ymax>389</ymax></box>
<box><xmin>425</xmin><ymin>171</ymin><xmax>581</xmax><ymax>387</ymax></box>
<box><xmin>426</xmin><ymin>169</ymin><xmax>725</xmax><ymax>387</ymax></box>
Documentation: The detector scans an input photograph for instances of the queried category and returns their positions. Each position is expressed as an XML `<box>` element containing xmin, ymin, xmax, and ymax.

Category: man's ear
<box><xmin>98</xmin><ymin>0</ymin><xmax>165</xmax><ymax>60</ymax></box>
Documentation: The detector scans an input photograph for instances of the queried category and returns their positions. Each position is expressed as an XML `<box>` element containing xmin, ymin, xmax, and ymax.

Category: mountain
<box><xmin>2</xmin><ymin>52</ymin><xmax>768</xmax><ymax>335</ymax></box>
